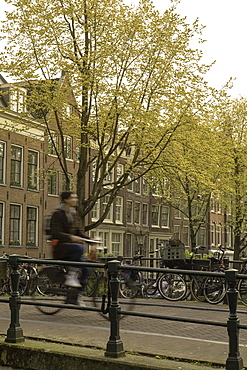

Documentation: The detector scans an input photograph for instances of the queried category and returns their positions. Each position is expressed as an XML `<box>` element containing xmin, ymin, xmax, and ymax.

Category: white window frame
<box><xmin>9</xmin><ymin>203</ymin><xmax>22</xmax><ymax>246</ymax></box>
<box><xmin>174</xmin><ymin>225</ymin><xmax>180</xmax><ymax>240</ymax></box>
<box><xmin>126</xmin><ymin>200</ymin><xmax>133</xmax><ymax>224</ymax></box>
<box><xmin>48</xmin><ymin>170</ymin><xmax>58</xmax><ymax>195</ymax></box>
<box><xmin>115</xmin><ymin>196</ymin><xmax>123</xmax><ymax>223</ymax></box>
<box><xmin>10</xmin><ymin>87</ymin><xmax>26</xmax><ymax>113</ymax></box>
<box><xmin>48</xmin><ymin>133</ymin><xmax>58</xmax><ymax>156</ymax></box>
<box><xmin>116</xmin><ymin>163</ymin><xmax>124</xmax><ymax>182</ymax></box>
<box><xmin>151</xmin><ymin>204</ymin><xmax>160</xmax><ymax>226</ymax></box>
<box><xmin>26</xmin><ymin>206</ymin><xmax>38</xmax><ymax>247</ymax></box>
<box><xmin>102</xmin><ymin>195</ymin><xmax>113</xmax><ymax>222</ymax></box>
<box><xmin>183</xmin><ymin>226</ymin><xmax>189</xmax><ymax>247</ymax></box>
<box><xmin>28</xmin><ymin>149</ymin><xmax>39</xmax><ymax>191</ymax></box>
<box><xmin>63</xmin><ymin>136</ymin><xmax>72</xmax><ymax>160</ymax></box>
<box><xmin>111</xmin><ymin>232</ymin><xmax>122</xmax><ymax>256</ymax></box>
<box><xmin>161</xmin><ymin>206</ymin><xmax>169</xmax><ymax>228</ymax></box>
<box><xmin>10</xmin><ymin>145</ymin><xmax>23</xmax><ymax>188</ymax></box>
<box><xmin>92</xmin><ymin>199</ymin><xmax>100</xmax><ymax>220</ymax></box>
<box><xmin>134</xmin><ymin>201</ymin><xmax>141</xmax><ymax>224</ymax></box>
<box><xmin>142</xmin><ymin>203</ymin><xmax>148</xmax><ymax>225</ymax></box>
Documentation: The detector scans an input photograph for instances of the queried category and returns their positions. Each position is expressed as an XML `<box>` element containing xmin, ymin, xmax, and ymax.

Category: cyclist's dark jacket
<box><xmin>50</xmin><ymin>205</ymin><xmax>88</xmax><ymax>260</ymax></box>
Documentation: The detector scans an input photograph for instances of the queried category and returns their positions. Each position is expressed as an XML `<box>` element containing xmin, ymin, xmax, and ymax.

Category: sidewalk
<box><xmin>0</xmin><ymin>299</ymin><xmax>246</xmax><ymax>369</ymax></box>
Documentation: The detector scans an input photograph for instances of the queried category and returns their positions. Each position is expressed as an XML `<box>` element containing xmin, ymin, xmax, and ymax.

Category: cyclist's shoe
<box><xmin>64</xmin><ymin>271</ymin><xmax>82</xmax><ymax>288</ymax></box>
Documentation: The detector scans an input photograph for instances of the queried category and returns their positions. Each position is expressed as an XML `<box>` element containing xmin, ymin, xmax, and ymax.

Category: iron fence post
<box><xmin>225</xmin><ymin>269</ymin><xmax>243</xmax><ymax>370</ymax></box>
<box><xmin>5</xmin><ymin>254</ymin><xmax>24</xmax><ymax>343</ymax></box>
<box><xmin>105</xmin><ymin>260</ymin><xmax>125</xmax><ymax>358</ymax></box>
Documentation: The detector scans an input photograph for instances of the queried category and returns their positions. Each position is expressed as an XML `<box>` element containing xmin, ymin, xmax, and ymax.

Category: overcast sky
<box><xmin>143</xmin><ymin>0</ymin><xmax>247</xmax><ymax>98</ymax></box>
<box><xmin>1</xmin><ymin>0</ymin><xmax>247</xmax><ymax>98</ymax></box>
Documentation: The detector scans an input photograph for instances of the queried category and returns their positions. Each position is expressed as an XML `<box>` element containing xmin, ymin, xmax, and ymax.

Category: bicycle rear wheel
<box><xmin>119</xmin><ymin>271</ymin><xmax>139</xmax><ymax>299</ymax></box>
<box><xmin>158</xmin><ymin>273</ymin><xmax>187</xmax><ymax>301</ymax></box>
<box><xmin>35</xmin><ymin>268</ymin><xmax>64</xmax><ymax>314</ymax></box>
<box><xmin>203</xmin><ymin>276</ymin><xmax>226</xmax><ymax>304</ymax></box>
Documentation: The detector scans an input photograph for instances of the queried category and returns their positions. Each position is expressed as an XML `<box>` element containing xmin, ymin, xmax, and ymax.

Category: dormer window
<box><xmin>10</xmin><ymin>88</ymin><xmax>26</xmax><ymax>113</ymax></box>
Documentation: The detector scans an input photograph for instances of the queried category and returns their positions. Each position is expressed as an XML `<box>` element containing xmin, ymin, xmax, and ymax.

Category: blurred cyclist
<box><xmin>50</xmin><ymin>191</ymin><xmax>90</xmax><ymax>289</ymax></box>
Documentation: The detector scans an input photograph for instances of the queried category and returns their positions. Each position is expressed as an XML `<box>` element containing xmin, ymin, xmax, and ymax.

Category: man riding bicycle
<box><xmin>50</xmin><ymin>191</ymin><xmax>91</xmax><ymax>290</ymax></box>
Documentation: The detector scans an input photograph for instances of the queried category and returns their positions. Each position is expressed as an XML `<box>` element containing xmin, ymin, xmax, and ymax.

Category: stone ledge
<box><xmin>0</xmin><ymin>338</ymin><xmax>218</xmax><ymax>370</ymax></box>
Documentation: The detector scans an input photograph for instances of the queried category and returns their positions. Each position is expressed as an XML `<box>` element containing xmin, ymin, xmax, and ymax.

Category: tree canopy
<box><xmin>1</xmin><ymin>0</ymin><xmax>216</xmax><ymax>231</ymax></box>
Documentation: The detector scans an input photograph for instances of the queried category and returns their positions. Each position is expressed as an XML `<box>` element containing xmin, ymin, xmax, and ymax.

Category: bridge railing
<box><xmin>0</xmin><ymin>254</ymin><xmax>246</xmax><ymax>370</ymax></box>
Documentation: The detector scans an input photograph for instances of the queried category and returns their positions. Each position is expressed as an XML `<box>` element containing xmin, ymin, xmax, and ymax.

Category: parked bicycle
<box><xmin>203</xmin><ymin>245</ymin><xmax>232</xmax><ymax>304</ymax></box>
<box><xmin>0</xmin><ymin>255</ymin><xmax>36</xmax><ymax>296</ymax></box>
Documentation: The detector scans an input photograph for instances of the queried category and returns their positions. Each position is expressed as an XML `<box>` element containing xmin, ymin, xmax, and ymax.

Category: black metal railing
<box><xmin>0</xmin><ymin>254</ymin><xmax>246</xmax><ymax>369</ymax></box>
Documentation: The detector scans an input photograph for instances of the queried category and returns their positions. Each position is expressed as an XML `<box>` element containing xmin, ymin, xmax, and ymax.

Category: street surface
<box><xmin>0</xmin><ymin>297</ymin><xmax>247</xmax><ymax>366</ymax></box>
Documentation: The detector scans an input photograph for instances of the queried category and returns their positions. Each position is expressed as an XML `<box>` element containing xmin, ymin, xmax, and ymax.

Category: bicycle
<box><xmin>203</xmin><ymin>245</ymin><xmax>232</xmax><ymax>304</ymax></box>
<box><xmin>33</xmin><ymin>262</ymin><xmax>99</xmax><ymax>315</ymax></box>
<box><xmin>0</xmin><ymin>255</ymin><xmax>33</xmax><ymax>296</ymax></box>
<box><xmin>119</xmin><ymin>252</ymin><xmax>188</xmax><ymax>301</ymax></box>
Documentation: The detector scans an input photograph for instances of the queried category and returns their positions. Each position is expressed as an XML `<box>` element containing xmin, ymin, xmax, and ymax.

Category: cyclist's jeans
<box><xmin>65</xmin><ymin>243</ymin><xmax>89</xmax><ymax>290</ymax></box>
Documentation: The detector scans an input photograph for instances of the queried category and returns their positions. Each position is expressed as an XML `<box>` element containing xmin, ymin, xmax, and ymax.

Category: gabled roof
<box><xmin>0</xmin><ymin>74</ymin><xmax>8</xmax><ymax>84</ymax></box>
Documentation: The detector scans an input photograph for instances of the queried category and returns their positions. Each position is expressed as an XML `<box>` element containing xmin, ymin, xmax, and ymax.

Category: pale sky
<box><xmin>1</xmin><ymin>0</ymin><xmax>247</xmax><ymax>98</ymax></box>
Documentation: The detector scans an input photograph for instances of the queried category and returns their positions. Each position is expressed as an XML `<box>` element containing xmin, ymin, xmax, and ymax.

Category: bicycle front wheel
<box><xmin>203</xmin><ymin>276</ymin><xmax>226</xmax><ymax>304</ymax></box>
<box><xmin>158</xmin><ymin>273</ymin><xmax>187</xmax><ymax>301</ymax></box>
<box><xmin>190</xmin><ymin>276</ymin><xmax>207</xmax><ymax>302</ymax></box>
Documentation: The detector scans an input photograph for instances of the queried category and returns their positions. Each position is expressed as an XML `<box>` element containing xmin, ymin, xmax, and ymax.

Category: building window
<box><xmin>62</xmin><ymin>172</ymin><xmax>74</xmax><ymax>191</ymax></box>
<box><xmin>102</xmin><ymin>195</ymin><xmax>113</xmax><ymax>221</ymax></box>
<box><xmin>127</xmin><ymin>174</ymin><xmax>133</xmax><ymax>191</ymax></box>
<box><xmin>0</xmin><ymin>142</ymin><xmax>6</xmax><ymax>185</ymax></box>
<box><xmin>112</xmin><ymin>233</ymin><xmax>122</xmax><ymax>256</ymax></box>
<box><xmin>174</xmin><ymin>225</ymin><xmax>180</xmax><ymax>240</ymax></box>
<box><xmin>183</xmin><ymin>226</ymin><xmax>189</xmax><ymax>246</ymax></box>
<box><xmin>99</xmin><ymin>231</ymin><xmax>109</xmax><ymax>253</ymax></box>
<box><xmin>211</xmin><ymin>223</ymin><xmax>216</xmax><ymax>247</ymax></box>
<box><xmin>48</xmin><ymin>133</ymin><xmax>58</xmax><ymax>156</ymax></box>
<box><xmin>28</xmin><ymin>150</ymin><xmax>39</xmax><ymax>190</ymax></box>
<box><xmin>135</xmin><ymin>178</ymin><xmax>141</xmax><ymax>194</ymax></box>
<box><xmin>198</xmin><ymin>227</ymin><xmax>206</xmax><ymax>246</ymax></box>
<box><xmin>116</xmin><ymin>164</ymin><xmax>124</xmax><ymax>182</ymax></box>
<box><xmin>151</xmin><ymin>204</ymin><xmax>160</xmax><ymax>226</ymax></box>
<box><xmin>63</xmin><ymin>136</ymin><xmax>72</xmax><ymax>159</ymax></box>
<box><xmin>142</xmin><ymin>178</ymin><xmax>149</xmax><ymax>194</ymax></box>
<box><xmin>125</xmin><ymin>233</ymin><xmax>132</xmax><ymax>257</ymax></box>
<box><xmin>142</xmin><ymin>203</ymin><xmax>148</xmax><ymax>225</ymax></box>
<box><xmin>75</xmin><ymin>140</ymin><xmax>81</xmax><ymax>161</ymax></box>
<box><xmin>10</xmin><ymin>145</ymin><xmax>22</xmax><ymax>187</ymax></box>
<box><xmin>127</xmin><ymin>201</ymin><xmax>133</xmax><ymax>223</ymax></box>
<box><xmin>48</xmin><ymin>170</ymin><xmax>58</xmax><ymax>195</ymax></box>
<box><xmin>217</xmin><ymin>224</ymin><xmax>222</xmax><ymax>245</ymax></box>
<box><xmin>161</xmin><ymin>206</ymin><xmax>169</xmax><ymax>227</ymax></box>
<box><xmin>104</xmin><ymin>162</ymin><xmax>113</xmax><ymax>184</ymax></box>
<box><xmin>26</xmin><ymin>207</ymin><xmax>37</xmax><ymax>246</ymax></box>
<box><xmin>134</xmin><ymin>202</ymin><xmax>141</xmax><ymax>224</ymax></box>
<box><xmin>227</xmin><ymin>226</ymin><xmax>233</xmax><ymax>247</ymax></box>
<box><xmin>92</xmin><ymin>199</ymin><xmax>100</xmax><ymax>220</ymax></box>
<box><xmin>10</xmin><ymin>88</ymin><xmax>26</xmax><ymax>113</ymax></box>
<box><xmin>0</xmin><ymin>202</ymin><xmax>4</xmax><ymax>245</ymax></box>
<box><xmin>115</xmin><ymin>196</ymin><xmax>123</xmax><ymax>223</ymax></box>
<box><xmin>9</xmin><ymin>204</ymin><xmax>21</xmax><ymax>245</ymax></box>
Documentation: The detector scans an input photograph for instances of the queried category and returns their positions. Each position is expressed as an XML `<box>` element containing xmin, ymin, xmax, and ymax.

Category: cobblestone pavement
<box><xmin>0</xmin><ymin>297</ymin><xmax>247</xmax><ymax>366</ymax></box>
